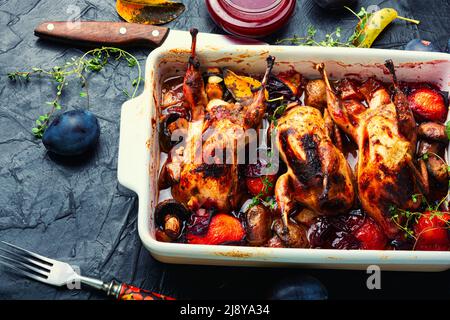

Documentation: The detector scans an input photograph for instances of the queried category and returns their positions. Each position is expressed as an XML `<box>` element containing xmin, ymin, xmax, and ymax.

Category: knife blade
<box><xmin>34</xmin><ymin>21</ymin><xmax>268</xmax><ymax>49</ymax></box>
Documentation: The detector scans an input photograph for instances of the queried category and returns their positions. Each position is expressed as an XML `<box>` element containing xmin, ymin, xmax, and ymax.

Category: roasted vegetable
<box><xmin>159</xmin><ymin>113</ymin><xmax>188</xmax><ymax>153</ymax></box>
<box><xmin>272</xmin><ymin>219</ymin><xmax>309</xmax><ymax>248</ymax></box>
<box><xmin>246</xmin><ymin>176</ymin><xmax>277</xmax><ymax>198</ymax></box>
<box><xmin>276</xmin><ymin>70</ymin><xmax>303</xmax><ymax>97</ymax></box>
<box><xmin>187</xmin><ymin>213</ymin><xmax>245</xmax><ymax>245</ymax></box>
<box><xmin>155</xmin><ymin>199</ymin><xmax>190</xmax><ymax>242</ymax></box>
<box><xmin>408</xmin><ymin>88</ymin><xmax>447</xmax><ymax>122</ymax></box>
<box><xmin>418</xmin><ymin>122</ymin><xmax>448</xmax><ymax>142</ymax></box>
<box><xmin>245</xmin><ymin>160</ymin><xmax>277</xmax><ymax>197</ymax></box>
<box><xmin>116</xmin><ymin>0</ymin><xmax>185</xmax><ymax>25</ymax></box>
<box><xmin>245</xmin><ymin>204</ymin><xmax>272</xmax><ymax>246</ymax></box>
<box><xmin>205</xmin><ymin>67</ymin><xmax>224</xmax><ymax>100</ymax></box>
<box><xmin>304</xmin><ymin>79</ymin><xmax>327</xmax><ymax>111</ymax></box>
<box><xmin>418</xmin><ymin>141</ymin><xmax>448</xmax><ymax>182</ymax></box>
<box><xmin>223</xmin><ymin>69</ymin><xmax>267</xmax><ymax>103</ymax></box>
<box><xmin>267</xmin><ymin>75</ymin><xmax>297</xmax><ymax>111</ymax></box>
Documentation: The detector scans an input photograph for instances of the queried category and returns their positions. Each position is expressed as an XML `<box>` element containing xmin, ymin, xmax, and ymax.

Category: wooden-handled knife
<box><xmin>34</xmin><ymin>21</ymin><xmax>268</xmax><ymax>48</ymax></box>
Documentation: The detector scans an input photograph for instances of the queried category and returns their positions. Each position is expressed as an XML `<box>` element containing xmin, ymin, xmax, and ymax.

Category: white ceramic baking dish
<box><xmin>117</xmin><ymin>43</ymin><xmax>450</xmax><ymax>272</ymax></box>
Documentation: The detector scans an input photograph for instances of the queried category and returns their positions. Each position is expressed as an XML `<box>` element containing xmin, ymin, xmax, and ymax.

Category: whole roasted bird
<box><xmin>317</xmin><ymin>60</ymin><xmax>428</xmax><ymax>238</ymax></box>
<box><xmin>274</xmin><ymin>103</ymin><xmax>356</xmax><ymax>233</ymax></box>
<box><xmin>160</xmin><ymin>29</ymin><xmax>275</xmax><ymax>211</ymax></box>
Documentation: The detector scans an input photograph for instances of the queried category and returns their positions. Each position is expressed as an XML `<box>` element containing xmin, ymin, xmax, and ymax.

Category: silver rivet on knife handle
<box><xmin>47</xmin><ymin>23</ymin><xmax>55</xmax><ymax>31</ymax></box>
<box><xmin>152</xmin><ymin>30</ymin><xmax>160</xmax><ymax>37</ymax></box>
<box><xmin>119</xmin><ymin>27</ymin><xmax>127</xmax><ymax>35</ymax></box>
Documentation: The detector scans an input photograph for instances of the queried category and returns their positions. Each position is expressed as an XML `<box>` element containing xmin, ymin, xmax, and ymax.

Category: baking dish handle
<box><xmin>117</xmin><ymin>93</ymin><xmax>148</xmax><ymax>193</ymax></box>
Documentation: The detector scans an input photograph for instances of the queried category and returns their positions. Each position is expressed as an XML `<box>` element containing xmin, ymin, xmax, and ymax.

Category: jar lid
<box><xmin>206</xmin><ymin>0</ymin><xmax>296</xmax><ymax>38</ymax></box>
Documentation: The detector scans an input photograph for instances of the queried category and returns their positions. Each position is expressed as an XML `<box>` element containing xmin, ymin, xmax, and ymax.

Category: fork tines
<box><xmin>0</xmin><ymin>241</ymin><xmax>52</xmax><ymax>282</ymax></box>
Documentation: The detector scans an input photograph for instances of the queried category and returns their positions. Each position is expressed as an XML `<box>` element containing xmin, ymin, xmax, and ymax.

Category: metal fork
<box><xmin>0</xmin><ymin>241</ymin><xmax>174</xmax><ymax>300</ymax></box>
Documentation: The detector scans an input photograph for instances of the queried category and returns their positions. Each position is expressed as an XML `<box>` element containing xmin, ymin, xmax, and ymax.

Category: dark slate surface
<box><xmin>0</xmin><ymin>0</ymin><xmax>449</xmax><ymax>300</ymax></box>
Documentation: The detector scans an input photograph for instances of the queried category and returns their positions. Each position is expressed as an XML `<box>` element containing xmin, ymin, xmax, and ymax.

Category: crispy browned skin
<box><xmin>274</xmin><ymin>104</ymin><xmax>355</xmax><ymax>229</ymax></box>
<box><xmin>182</xmin><ymin>29</ymin><xmax>208</xmax><ymax>121</ymax></box>
<box><xmin>162</xmin><ymin>31</ymin><xmax>276</xmax><ymax>211</ymax></box>
<box><xmin>318</xmin><ymin>62</ymin><xmax>427</xmax><ymax>239</ymax></box>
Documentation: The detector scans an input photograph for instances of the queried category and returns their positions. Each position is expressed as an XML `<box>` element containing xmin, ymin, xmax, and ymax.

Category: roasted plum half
<box><xmin>307</xmin><ymin>210</ymin><xmax>387</xmax><ymax>250</ymax></box>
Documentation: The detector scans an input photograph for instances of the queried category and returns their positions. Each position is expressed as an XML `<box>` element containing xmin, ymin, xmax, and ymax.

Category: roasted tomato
<box><xmin>414</xmin><ymin>211</ymin><xmax>450</xmax><ymax>251</ymax></box>
<box><xmin>246</xmin><ymin>175</ymin><xmax>277</xmax><ymax>198</ymax></box>
<box><xmin>245</xmin><ymin>160</ymin><xmax>277</xmax><ymax>197</ymax></box>
<box><xmin>187</xmin><ymin>213</ymin><xmax>245</xmax><ymax>245</ymax></box>
<box><xmin>408</xmin><ymin>88</ymin><xmax>447</xmax><ymax>122</ymax></box>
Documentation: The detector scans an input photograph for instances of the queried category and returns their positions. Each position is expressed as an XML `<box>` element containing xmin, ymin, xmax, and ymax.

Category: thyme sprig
<box><xmin>390</xmin><ymin>190</ymin><xmax>450</xmax><ymax>243</ymax></box>
<box><xmin>276</xmin><ymin>25</ymin><xmax>354</xmax><ymax>47</ymax></box>
<box><xmin>268</xmin><ymin>103</ymin><xmax>288</xmax><ymax>127</ymax></box>
<box><xmin>8</xmin><ymin>47</ymin><xmax>142</xmax><ymax>138</ymax></box>
<box><xmin>248</xmin><ymin>176</ymin><xmax>276</xmax><ymax>210</ymax></box>
<box><xmin>277</xmin><ymin>7</ymin><xmax>418</xmax><ymax>48</ymax></box>
<box><xmin>276</xmin><ymin>7</ymin><xmax>369</xmax><ymax>47</ymax></box>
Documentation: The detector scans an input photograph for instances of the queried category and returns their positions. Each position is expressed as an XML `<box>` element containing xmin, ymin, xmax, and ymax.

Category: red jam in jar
<box><xmin>205</xmin><ymin>0</ymin><xmax>296</xmax><ymax>38</ymax></box>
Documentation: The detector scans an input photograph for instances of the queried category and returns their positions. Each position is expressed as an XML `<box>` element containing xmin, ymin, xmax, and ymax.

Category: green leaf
<box><xmin>127</xmin><ymin>58</ymin><xmax>137</xmax><ymax>68</ymax></box>
<box><xmin>8</xmin><ymin>46</ymin><xmax>142</xmax><ymax>137</ymax></box>
<box><xmin>445</xmin><ymin>121</ymin><xmax>450</xmax><ymax>140</ymax></box>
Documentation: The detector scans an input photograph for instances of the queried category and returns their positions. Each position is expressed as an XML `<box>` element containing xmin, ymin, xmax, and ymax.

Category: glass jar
<box><xmin>205</xmin><ymin>0</ymin><xmax>296</xmax><ymax>38</ymax></box>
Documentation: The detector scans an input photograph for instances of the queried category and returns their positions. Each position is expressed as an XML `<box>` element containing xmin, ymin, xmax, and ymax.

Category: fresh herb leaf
<box><xmin>268</xmin><ymin>104</ymin><xmax>287</xmax><ymax>126</ymax></box>
<box><xmin>445</xmin><ymin>121</ymin><xmax>450</xmax><ymax>140</ymax></box>
<box><xmin>276</xmin><ymin>25</ymin><xmax>354</xmax><ymax>48</ymax></box>
<box><xmin>390</xmin><ymin>190</ymin><xmax>450</xmax><ymax>245</ymax></box>
<box><xmin>7</xmin><ymin>47</ymin><xmax>142</xmax><ymax>138</ymax></box>
<box><xmin>277</xmin><ymin>7</ymin><xmax>418</xmax><ymax>48</ymax></box>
